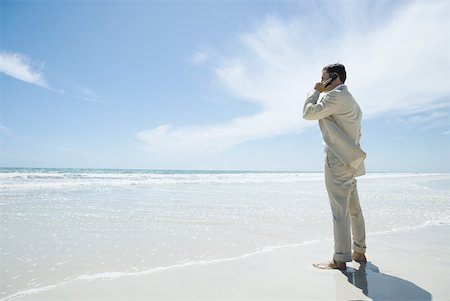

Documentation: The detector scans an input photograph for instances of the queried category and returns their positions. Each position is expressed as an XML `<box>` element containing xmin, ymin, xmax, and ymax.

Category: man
<box><xmin>303</xmin><ymin>63</ymin><xmax>367</xmax><ymax>270</ymax></box>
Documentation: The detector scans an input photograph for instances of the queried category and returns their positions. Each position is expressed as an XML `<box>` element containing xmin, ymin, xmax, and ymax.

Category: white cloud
<box><xmin>137</xmin><ymin>109</ymin><xmax>301</xmax><ymax>158</ymax></box>
<box><xmin>0</xmin><ymin>51</ymin><xmax>101</xmax><ymax>103</ymax></box>
<box><xmin>138</xmin><ymin>0</ymin><xmax>450</xmax><ymax>161</ymax></box>
<box><xmin>339</xmin><ymin>1</ymin><xmax>450</xmax><ymax>118</ymax></box>
<box><xmin>0</xmin><ymin>124</ymin><xmax>15</xmax><ymax>136</ymax></box>
<box><xmin>387</xmin><ymin>110</ymin><xmax>450</xmax><ymax>132</ymax></box>
<box><xmin>0</xmin><ymin>51</ymin><xmax>48</xmax><ymax>87</ymax></box>
<box><xmin>190</xmin><ymin>47</ymin><xmax>217</xmax><ymax>65</ymax></box>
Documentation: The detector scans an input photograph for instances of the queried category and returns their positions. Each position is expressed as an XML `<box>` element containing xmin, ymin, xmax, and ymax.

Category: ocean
<box><xmin>1</xmin><ymin>168</ymin><xmax>449</xmax><ymax>300</ymax></box>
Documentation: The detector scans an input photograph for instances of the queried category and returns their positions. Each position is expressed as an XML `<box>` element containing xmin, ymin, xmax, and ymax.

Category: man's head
<box><xmin>321</xmin><ymin>63</ymin><xmax>346</xmax><ymax>91</ymax></box>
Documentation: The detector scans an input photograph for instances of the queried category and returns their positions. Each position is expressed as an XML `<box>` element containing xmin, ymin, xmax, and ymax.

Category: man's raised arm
<box><xmin>303</xmin><ymin>90</ymin><xmax>339</xmax><ymax>120</ymax></box>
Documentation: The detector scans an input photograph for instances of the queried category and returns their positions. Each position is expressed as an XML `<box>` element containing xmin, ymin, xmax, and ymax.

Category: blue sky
<box><xmin>1</xmin><ymin>0</ymin><xmax>449</xmax><ymax>172</ymax></box>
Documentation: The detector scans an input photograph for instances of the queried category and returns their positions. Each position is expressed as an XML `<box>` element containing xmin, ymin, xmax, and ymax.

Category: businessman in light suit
<box><xmin>303</xmin><ymin>63</ymin><xmax>367</xmax><ymax>270</ymax></box>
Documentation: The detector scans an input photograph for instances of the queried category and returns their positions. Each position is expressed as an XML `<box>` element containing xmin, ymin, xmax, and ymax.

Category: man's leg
<box><xmin>324</xmin><ymin>157</ymin><xmax>353</xmax><ymax>263</ymax></box>
<box><xmin>349</xmin><ymin>179</ymin><xmax>367</xmax><ymax>259</ymax></box>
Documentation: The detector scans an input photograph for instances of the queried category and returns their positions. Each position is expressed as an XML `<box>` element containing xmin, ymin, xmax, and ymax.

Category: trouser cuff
<box><xmin>333</xmin><ymin>252</ymin><xmax>352</xmax><ymax>262</ymax></box>
<box><xmin>353</xmin><ymin>243</ymin><xmax>366</xmax><ymax>254</ymax></box>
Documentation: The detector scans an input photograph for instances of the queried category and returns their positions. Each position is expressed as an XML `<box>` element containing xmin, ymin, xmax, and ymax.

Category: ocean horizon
<box><xmin>2</xmin><ymin>166</ymin><xmax>448</xmax><ymax>174</ymax></box>
<box><xmin>1</xmin><ymin>167</ymin><xmax>320</xmax><ymax>174</ymax></box>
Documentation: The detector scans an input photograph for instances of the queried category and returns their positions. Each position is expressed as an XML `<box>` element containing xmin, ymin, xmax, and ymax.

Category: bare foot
<box><xmin>352</xmin><ymin>252</ymin><xmax>367</xmax><ymax>263</ymax></box>
<box><xmin>313</xmin><ymin>261</ymin><xmax>346</xmax><ymax>270</ymax></box>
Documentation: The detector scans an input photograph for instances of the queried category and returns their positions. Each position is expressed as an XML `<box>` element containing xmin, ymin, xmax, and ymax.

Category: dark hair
<box><xmin>323</xmin><ymin>63</ymin><xmax>346</xmax><ymax>83</ymax></box>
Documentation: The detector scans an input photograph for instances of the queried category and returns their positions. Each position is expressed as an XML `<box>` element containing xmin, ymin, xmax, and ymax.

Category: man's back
<box><xmin>303</xmin><ymin>83</ymin><xmax>366</xmax><ymax>175</ymax></box>
<box><xmin>318</xmin><ymin>85</ymin><xmax>362</xmax><ymax>146</ymax></box>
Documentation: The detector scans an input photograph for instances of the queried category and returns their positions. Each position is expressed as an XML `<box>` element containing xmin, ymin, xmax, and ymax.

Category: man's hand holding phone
<box><xmin>314</xmin><ymin>73</ymin><xmax>337</xmax><ymax>92</ymax></box>
<box><xmin>314</xmin><ymin>78</ymin><xmax>331</xmax><ymax>93</ymax></box>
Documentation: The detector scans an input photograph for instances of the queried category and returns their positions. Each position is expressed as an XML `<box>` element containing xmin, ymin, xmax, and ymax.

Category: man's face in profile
<box><xmin>321</xmin><ymin>70</ymin><xmax>333</xmax><ymax>92</ymax></box>
<box><xmin>321</xmin><ymin>70</ymin><xmax>330</xmax><ymax>82</ymax></box>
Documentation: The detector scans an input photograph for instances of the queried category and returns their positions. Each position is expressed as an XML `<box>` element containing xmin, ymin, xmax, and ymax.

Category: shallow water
<box><xmin>1</xmin><ymin>169</ymin><xmax>449</xmax><ymax>300</ymax></box>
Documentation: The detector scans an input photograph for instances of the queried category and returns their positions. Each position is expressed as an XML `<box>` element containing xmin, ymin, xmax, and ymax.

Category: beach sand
<box><xmin>12</xmin><ymin>224</ymin><xmax>449</xmax><ymax>301</ymax></box>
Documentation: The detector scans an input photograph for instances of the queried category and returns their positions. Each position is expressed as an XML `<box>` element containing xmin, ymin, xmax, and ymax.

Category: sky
<box><xmin>1</xmin><ymin>0</ymin><xmax>449</xmax><ymax>172</ymax></box>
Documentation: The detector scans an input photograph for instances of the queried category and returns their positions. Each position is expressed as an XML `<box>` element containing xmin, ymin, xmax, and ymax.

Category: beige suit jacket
<box><xmin>303</xmin><ymin>84</ymin><xmax>366</xmax><ymax>176</ymax></box>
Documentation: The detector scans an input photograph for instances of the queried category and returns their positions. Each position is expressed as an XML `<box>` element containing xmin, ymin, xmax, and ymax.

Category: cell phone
<box><xmin>324</xmin><ymin>73</ymin><xmax>338</xmax><ymax>88</ymax></box>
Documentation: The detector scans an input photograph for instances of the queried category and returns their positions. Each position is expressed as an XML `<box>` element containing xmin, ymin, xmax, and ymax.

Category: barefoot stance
<box><xmin>313</xmin><ymin>252</ymin><xmax>367</xmax><ymax>270</ymax></box>
<box><xmin>313</xmin><ymin>261</ymin><xmax>346</xmax><ymax>270</ymax></box>
<box><xmin>352</xmin><ymin>252</ymin><xmax>367</xmax><ymax>263</ymax></box>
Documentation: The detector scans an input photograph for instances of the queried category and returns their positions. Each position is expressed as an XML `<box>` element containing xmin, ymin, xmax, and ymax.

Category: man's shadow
<box><xmin>341</xmin><ymin>262</ymin><xmax>432</xmax><ymax>301</ymax></box>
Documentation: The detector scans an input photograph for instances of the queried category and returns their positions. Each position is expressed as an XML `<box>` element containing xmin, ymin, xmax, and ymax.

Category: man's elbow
<box><xmin>302</xmin><ymin>111</ymin><xmax>315</xmax><ymax>120</ymax></box>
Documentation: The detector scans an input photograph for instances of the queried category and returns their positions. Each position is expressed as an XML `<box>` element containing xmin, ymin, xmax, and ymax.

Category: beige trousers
<box><xmin>325</xmin><ymin>151</ymin><xmax>366</xmax><ymax>262</ymax></box>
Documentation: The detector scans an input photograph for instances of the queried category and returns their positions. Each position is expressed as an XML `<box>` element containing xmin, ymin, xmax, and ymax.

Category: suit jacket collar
<box><xmin>333</xmin><ymin>84</ymin><xmax>347</xmax><ymax>92</ymax></box>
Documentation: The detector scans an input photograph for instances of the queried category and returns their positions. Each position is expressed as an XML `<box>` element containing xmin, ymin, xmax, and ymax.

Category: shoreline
<box><xmin>4</xmin><ymin>223</ymin><xmax>449</xmax><ymax>301</ymax></box>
